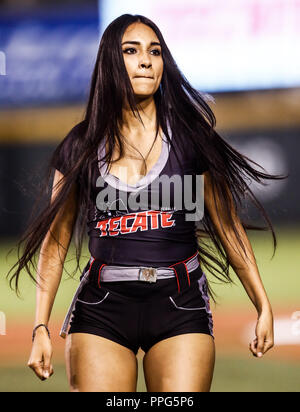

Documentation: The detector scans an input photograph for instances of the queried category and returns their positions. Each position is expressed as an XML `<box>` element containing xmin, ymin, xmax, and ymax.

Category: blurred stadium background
<box><xmin>0</xmin><ymin>0</ymin><xmax>299</xmax><ymax>392</ymax></box>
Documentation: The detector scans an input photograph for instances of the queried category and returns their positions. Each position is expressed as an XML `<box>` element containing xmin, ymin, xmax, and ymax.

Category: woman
<box><xmin>7</xmin><ymin>14</ymin><xmax>287</xmax><ymax>392</ymax></box>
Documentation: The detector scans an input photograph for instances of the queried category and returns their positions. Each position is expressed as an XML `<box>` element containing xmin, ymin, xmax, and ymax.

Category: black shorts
<box><xmin>68</xmin><ymin>259</ymin><xmax>214</xmax><ymax>355</ymax></box>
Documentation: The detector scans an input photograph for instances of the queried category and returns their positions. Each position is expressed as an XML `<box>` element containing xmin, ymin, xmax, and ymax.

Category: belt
<box><xmin>60</xmin><ymin>251</ymin><xmax>200</xmax><ymax>338</ymax></box>
<box><xmin>98</xmin><ymin>252</ymin><xmax>200</xmax><ymax>283</ymax></box>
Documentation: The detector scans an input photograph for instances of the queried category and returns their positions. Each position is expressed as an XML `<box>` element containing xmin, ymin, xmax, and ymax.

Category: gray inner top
<box><xmin>97</xmin><ymin>131</ymin><xmax>172</xmax><ymax>193</ymax></box>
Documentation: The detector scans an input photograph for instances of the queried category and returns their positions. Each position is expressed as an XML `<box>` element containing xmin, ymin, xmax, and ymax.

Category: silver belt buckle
<box><xmin>139</xmin><ymin>267</ymin><xmax>157</xmax><ymax>283</ymax></box>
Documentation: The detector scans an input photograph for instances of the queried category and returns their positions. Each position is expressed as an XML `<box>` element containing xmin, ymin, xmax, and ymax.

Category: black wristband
<box><xmin>32</xmin><ymin>324</ymin><xmax>51</xmax><ymax>342</ymax></box>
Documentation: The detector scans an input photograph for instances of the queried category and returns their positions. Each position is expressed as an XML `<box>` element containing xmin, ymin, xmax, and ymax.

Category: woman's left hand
<box><xmin>249</xmin><ymin>308</ymin><xmax>274</xmax><ymax>358</ymax></box>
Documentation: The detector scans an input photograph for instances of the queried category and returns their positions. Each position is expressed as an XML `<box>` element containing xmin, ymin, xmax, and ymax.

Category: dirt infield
<box><xmin>0</xmin><ymin>306</ymin><xmax>299</xmax><ymax>366</ymax></box>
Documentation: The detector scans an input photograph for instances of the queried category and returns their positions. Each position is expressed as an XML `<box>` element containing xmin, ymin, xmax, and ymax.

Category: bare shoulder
<box><xmin>51</xmin><ymin>169</ymin><xmax>78</xmax><ymax>211</ymax></box>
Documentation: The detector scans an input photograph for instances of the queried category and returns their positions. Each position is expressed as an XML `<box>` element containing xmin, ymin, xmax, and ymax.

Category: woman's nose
<box><xmin>139</xmin><ymin>52</ymin><xmax>152</xmax><ymax>69</ymax></box>
<box><xmin>140</xmin><ymin>62</ymin><xmax>152</xmax><ymax>69</ymax></box>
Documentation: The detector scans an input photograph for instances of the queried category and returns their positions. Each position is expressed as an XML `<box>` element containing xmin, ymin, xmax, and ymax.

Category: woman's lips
<box><xmin>134</xmin><ymin>76</ymin><xmax>154</xmax><ymax>79</ymax></box>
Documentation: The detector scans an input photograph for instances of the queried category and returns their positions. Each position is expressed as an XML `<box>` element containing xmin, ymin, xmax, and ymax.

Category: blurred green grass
<box><xmin>0</xmin><ymin>240</ymin><xmax>91</xmax><ymax>320</ymax></box>
<box><xmin>0</xmin><ymin>356</ymin><xmax>299</xmax><ymax>392</ymax></box>
<box><xmin>1</xmin><ymin>226</ymin><xmax>299</xmax><ymax>320</ymax></box>
<box><xmin>210</xmin><ymin>225</ymin><xmax>300</xmax><ymax>309</ymax></box>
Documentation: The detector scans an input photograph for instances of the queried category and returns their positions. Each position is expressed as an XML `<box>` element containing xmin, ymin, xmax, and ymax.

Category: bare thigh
<box><xmin>65</xmin><ymin>333</ymin><xmax>138</xmax><ymax>392</ymax></box>
<box><xmin>143</xmin><ymin>333</ymin><xmax>215</xmax><ymax>392</ymax></box>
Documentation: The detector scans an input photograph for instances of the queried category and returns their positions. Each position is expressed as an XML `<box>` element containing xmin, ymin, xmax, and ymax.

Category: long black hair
<box><xmin>7</xmin><ymin>14</ymin><xmax>288</xmax><ymax>301</ymax></box>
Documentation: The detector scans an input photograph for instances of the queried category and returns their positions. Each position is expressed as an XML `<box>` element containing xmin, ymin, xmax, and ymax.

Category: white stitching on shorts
<box><xmin>169</xmin><ymin>296</ymin><xmax>206</xmax><ymax>311</ymax></box>
<box><xmin>77</xmin><ymin>291</ymin><xmax>110</xmax><ymax>306</ymax></box>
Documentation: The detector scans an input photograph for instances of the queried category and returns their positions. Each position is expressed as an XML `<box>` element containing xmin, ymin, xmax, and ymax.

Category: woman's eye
<box><xmin>123</xmin><ymin>48</ymin><xmax>136</xmax><ymax>54</ymax></box>
<box><xmin>151</xmin><ymin>49</ymin><xmax>161</xmax><ymax>56</ymax></box>
<box><xmin>123</xmin><ymin>48</ymin><xmax>161</xmax><ymax>56</ymax></box>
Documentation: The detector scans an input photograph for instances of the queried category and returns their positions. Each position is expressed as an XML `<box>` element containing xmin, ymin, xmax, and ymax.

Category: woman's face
<box><xmin>121</xmin><ymin>22</ymin><xmax>163</xmax><ymax>100</ymax></box>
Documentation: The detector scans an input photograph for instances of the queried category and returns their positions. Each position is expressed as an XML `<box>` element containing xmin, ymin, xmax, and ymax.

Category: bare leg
<box><xmin>143</xmin><ymin>333</ymin><xmax>215</xmax><ymax>392</ymax></box>
<box><xmin>65</xmin><ymin>333</ymin><xmax>138</xmax><ymax>392</ymax></box>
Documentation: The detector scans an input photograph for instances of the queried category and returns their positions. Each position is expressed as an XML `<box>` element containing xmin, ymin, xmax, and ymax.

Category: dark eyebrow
<box><xmin>121</xmin><ymin>41</ymin><xmax>161</xmax><ymax>47</ymax></box>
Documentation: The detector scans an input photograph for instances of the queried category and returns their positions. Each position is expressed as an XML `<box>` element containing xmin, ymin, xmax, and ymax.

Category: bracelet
<box><xmin>32</xmin><ymin>324</ymin><xmax>51</xmax><ymax>342</ymax></box>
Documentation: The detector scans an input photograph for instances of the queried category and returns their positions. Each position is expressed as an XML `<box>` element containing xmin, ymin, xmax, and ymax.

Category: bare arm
<box><xmin>28</xmin><ymin>170</ymin><xmax>78</xmax><ymax>380</ymax></box>
<box><xmin>35</xmin><ymin>170</ymin><xmax>78</xmax><ymax>326</ymax></box>
<box><xmin>203</xmin><ymin>171</ymin><xmax>274</xmax><ymax>357</ymax></box>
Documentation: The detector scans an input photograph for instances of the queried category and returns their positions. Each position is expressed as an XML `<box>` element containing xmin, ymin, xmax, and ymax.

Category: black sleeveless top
<box><xmin>53</xmin><ymin>126</ymin><xmax>208</xmax><ymax>267</ymax></box>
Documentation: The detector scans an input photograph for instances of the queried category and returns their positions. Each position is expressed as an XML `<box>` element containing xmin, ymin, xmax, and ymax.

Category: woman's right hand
<box><xmin>28</xmin><ymin>328</ymin><xmax>54</xmax><ymax>381</ymax></box>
